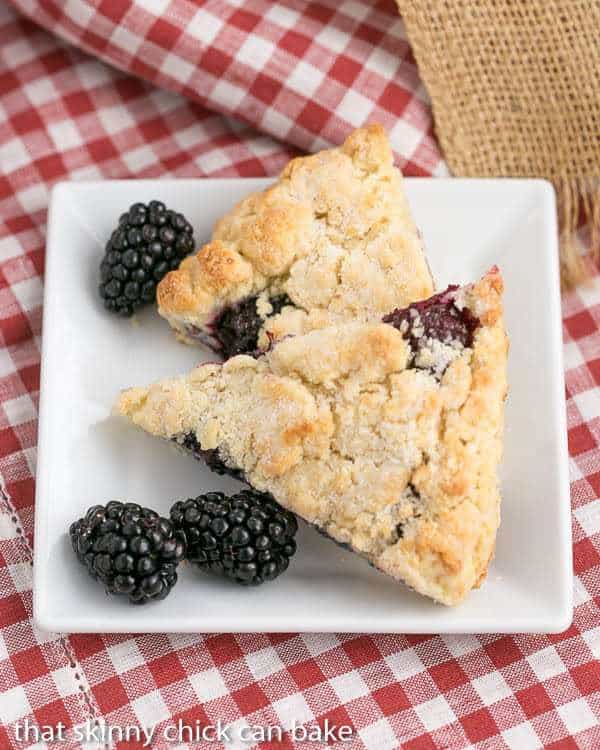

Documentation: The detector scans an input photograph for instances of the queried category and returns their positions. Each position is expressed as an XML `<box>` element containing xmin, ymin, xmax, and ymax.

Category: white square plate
<box><xmin>34</xmin><ymin>178</ymin><xmax>572</xmax><ymax>633</ymax></box>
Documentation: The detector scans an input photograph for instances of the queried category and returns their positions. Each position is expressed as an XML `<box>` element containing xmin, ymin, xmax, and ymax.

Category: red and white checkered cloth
<box><xmin>0</xmin><ymin>1</ymin><xmax>599</xmax><ymax>748</ymax></box>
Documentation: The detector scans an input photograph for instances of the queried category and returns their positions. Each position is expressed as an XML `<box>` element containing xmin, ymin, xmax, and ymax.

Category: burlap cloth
<box><xmin>398</xmin><ymin>0</ymin><xmax>600</xmax><ymax>287</ymax></box>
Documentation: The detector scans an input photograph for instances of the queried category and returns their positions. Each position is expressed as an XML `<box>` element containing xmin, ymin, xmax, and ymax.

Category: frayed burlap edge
<box><xmin>558</xmin><ymin>178</ymin><xmax>600</xmax><ymax>289</ymax></box>
<box><xmin>397</xmin><ymin>0</ymin><xmax>600</xmax><ymax>290</ymax></box>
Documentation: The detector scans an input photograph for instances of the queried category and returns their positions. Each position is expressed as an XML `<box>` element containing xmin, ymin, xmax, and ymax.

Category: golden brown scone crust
<box><xmin>119</xmin><ymin>270</ymin><xmax>507</xmax><ymax>605</ymax></box>
<box><xmin>157</xmin><ymin>124</ymin><xmax>434</xmax><ymax>347</ymax></box>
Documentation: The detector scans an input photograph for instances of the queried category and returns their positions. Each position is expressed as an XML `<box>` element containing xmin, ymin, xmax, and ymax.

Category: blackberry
<box><xmin>212</xmin><ymin>294</ymin><xmax>292</xmax><ymax>358</ymax></box>
<box><xmin>99</xmin><ymin>201</ymin><xmax>194</xmax><ymax>316</ymax></box>
<box><xmin>178</xmin><ymin>433</ymin><xmax>247</xmax><ymax>482</ymax></box>
<box><xmin>69</xmin><ymin>501</ymin><xmax>186</xmax><ymax>604</ymax></box>
<box><xmin>383</xmin><ymin>285</ymin><xmax>479</xmax><ymax>350</ymax></box>
<box><xmin>170</xmin><ymin>489</ymin><xmax>298</xmax><ymax>586</ymax></box>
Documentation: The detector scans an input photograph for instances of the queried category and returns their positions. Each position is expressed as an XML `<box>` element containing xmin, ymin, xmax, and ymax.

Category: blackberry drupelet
<box><xmin>69</xmin><ymin>501</ymin><xmax>186</xmax><ymax>604</ymax></box>
<box><xmin>170</xmin><ymin>489</ymin><xmax>298</xmax><ymax>586</ymax></box>
<box><xmin>99</xmin><ymin>201</ymin><xmax>194</xmax><ymax>316</ymax></box>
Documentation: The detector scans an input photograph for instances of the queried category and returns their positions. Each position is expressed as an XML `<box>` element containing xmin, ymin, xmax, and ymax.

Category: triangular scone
<box><xmin>117</xmin><ymin>270</ymin><xmax>507</xmax><ymax>605</ymax></box>
<box><xmin>157</xmin><ymin>124</ymin><xmax>434</xmax><ymax>357</ymax></box>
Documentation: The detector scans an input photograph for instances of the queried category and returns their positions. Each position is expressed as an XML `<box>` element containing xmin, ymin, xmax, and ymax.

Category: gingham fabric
<box><xmin>0</xmin><ymin>2</ymin><xmax>598</xmax><ymax>749</ymax></box>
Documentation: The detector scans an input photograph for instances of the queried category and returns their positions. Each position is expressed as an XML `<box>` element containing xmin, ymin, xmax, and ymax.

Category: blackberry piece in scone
<box><xmin>116</xmin><ymin>270</ymin><xmax>507</xmax><ymax>605</ymax></box>
<box><xmin>157</xmin><ymin>124</ymin><xmax>434</xmax><ymax>357</ymax></box>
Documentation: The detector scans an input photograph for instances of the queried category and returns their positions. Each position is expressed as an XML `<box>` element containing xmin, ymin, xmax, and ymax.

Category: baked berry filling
<box><xmin>383</xmin><ymin>285</ymin><xmax>479</xmax><ymax>376</ymax></box>
<box><xmin>176</xmin><ymin>433</ymin><xmax>247</xmax><ymax>482</ymax></box>
<box><xmin>205</xmin><ymin>294</ymin><xmax>293</xmax><ymax>359</ymax></box>
<box><xmin>384</xmin><ymin>285</ymin><xmax>478</xmax><ymax>348</ymax></box>
<box><xmin>395</xmin><ymin>484</ymin><xmax>422</xmax><ymax>540</ymax></box>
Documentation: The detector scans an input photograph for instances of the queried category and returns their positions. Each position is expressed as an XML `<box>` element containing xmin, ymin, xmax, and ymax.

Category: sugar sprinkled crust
<box><xmin>157</xmin><ymin>124</ymin><xmax>434</xmax><ymax>348</ymax></box>
<box><xmin>118</xmin><ymin>270</ymin><xmax>507</xmax><ymax>605</ymax></box>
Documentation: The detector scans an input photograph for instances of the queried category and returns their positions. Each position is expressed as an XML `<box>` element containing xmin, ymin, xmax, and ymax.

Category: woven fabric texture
<box><xmin>398</xmin><ymin>0</ymin><xmax>600</xmax><ymax>286</ymax></box>
<box><xmin>0</xmin><ymin>2</ymin><xmax>599</xmax><ymax>749</ymax></box>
